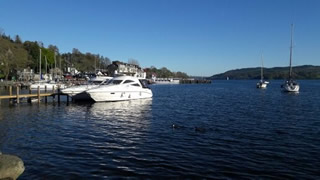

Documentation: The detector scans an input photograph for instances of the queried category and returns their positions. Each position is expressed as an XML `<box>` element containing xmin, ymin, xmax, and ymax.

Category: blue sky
<box><xmin>1</xmin><ymin>0</ymin><xmax>320</xmax><ymax>76</ymax></box>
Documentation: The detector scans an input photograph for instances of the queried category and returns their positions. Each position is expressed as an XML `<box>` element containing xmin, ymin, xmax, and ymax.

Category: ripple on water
<box><xmin>1</xmin><ymin>81</ymin><xmax>320</xmax><ymax>179</ymax></box>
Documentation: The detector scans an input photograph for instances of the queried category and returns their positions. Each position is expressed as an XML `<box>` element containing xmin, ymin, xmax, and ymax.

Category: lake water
<box><xmin>1</xmin><ymin>80</ymin><xmax>320</xmax><ymax>179</ymax></box>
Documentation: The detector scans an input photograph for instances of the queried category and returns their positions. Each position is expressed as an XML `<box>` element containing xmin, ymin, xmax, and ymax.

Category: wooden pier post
<box><xmin>37</xmin><ymin>86</ymin><xmax>40</xmax><ymax>103</ymax></box>
<box><xmin>16</xmin><ymin>85</ymin><xmax>20</xmax><ymax>104</ymax></box>
<box><xmin>27</xmin><ymin>85</ymin><xmax>32</xmax><ymax>103</ymax></box>
<box><xmin>66</xmin><ymin>95</ymin><xmax>69</xmax><ymax>106</ymax></box>
<box><xmin>52</xmin><ymin>86</ymin><xmax>55</xmax><ymax>102</ymax></box>
<box><xmin>9</xmin><ymin>86</ymin><xmax>12</xmax><ymax>96</ymax></box>
<box><xmin>58</xmin><ymin>85</ymin><xmax>60</xmax><ymax>104</ymax></box>
<box><xmin>45</xmin><ymin>85</ymin><xmax>47</xmax><ymax>103</ymax></box>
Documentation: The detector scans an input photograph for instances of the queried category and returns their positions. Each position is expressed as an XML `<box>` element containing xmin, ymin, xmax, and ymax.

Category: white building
<box><xmin>107</xmin><ymin>61</ymin><xmax>146</xmax><ymax>79</ymax></box>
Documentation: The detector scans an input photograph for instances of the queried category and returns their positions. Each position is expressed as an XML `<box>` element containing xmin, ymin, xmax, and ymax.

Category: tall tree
<box><xmin>0</xmin><ymin>37</ymin><xmax>29</xmax><ymax>80</ymax></box>
<box><xmin>48</xmin><ymin>44</ymin><xmax>59</xmax><ymax>54</ymax></box>
<box><xmin>15</xmin><ymin>35</ymin><xmax>22</xmax><ymax>44</ymax></box>
<box><xmin>23</xmin><ymin>41</ymin><xmax>40</xmax><ymax>70</ymax></box>
<box><xmin>0</xmin><ymin>28</ymin><xmax>4</xmax><ymax>36</ymax></box>
<box><xmin>0</xmin><ymin>48</ymin><xmax>13</xmax><ymax>80</ymax></box>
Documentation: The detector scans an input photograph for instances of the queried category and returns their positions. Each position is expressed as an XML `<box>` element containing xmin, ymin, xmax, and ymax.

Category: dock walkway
<box><xmin>0</xmin><ymin>85</ymin><xmax>69</xmax><ymax>104</ymax></box>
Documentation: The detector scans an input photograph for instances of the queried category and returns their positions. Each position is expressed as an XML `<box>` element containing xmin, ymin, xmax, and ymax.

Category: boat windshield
<box><xmin>107</xmin><ymin>79</ymin><xmax>123</xmax><ymax>85</ymax></box>
<box><xmin>139</xmin><ymin>79</ymin><xmax>150</xmax><ymax>89</ymax></box>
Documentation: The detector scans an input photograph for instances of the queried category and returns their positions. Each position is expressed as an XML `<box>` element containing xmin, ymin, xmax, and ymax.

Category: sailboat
<box><xmin>281</xmin><ymin>24</ymin><xmax>300</xmax><ymax>92</ymax></box>
<box><xmin>30</xmin><ymin>49</ymin><xmax>66</xmax><ymax>90</ymax></box>
<box><xmin>256</xmin><ymin>54</ymin><xmax>268</xmax><ymax>88</ymax></box>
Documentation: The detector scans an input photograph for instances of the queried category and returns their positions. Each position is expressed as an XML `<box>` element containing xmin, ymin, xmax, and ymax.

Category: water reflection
<box><xmin>87</xmin><ymin>99</ymin><xmax>153</xmax><ymax>140</ymax></box>
<box><xmin>90</xmin><ymin>99</ymin><xmax>152</xmax><ymax>119</ymax></box>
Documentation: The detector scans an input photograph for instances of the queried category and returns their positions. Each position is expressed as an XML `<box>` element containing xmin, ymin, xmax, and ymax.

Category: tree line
<box><xmin>0</xmin><ymin>31</ymin><xmax>111</xmax><ymax>80</ymax></box>
<box><xmin>144</xmin><ymin>66</ymin><xmax>188</xmax><ymax>79</ymax></box>
<box><xmin>0</xmin><ymin>30</ymin><xmax>189</xmax><ymax>81</ymax></box>
<box><xmin>210</xmin><ymin>65</ymin><xmax>320</xmax><ymax>80</ymax></box>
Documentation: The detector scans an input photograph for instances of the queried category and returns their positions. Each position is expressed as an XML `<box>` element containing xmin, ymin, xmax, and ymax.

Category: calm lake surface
<box><xmin>1</xmin><ymin>80</ymin><xmax>320</xmax><ymax>179</ymax></box>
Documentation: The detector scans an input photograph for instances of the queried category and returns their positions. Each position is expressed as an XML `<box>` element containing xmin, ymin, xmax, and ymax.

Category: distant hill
<box><xmin>210</xmin><ymin>65</ymin><xmax>320</xmax><ymax>80</ymax></box>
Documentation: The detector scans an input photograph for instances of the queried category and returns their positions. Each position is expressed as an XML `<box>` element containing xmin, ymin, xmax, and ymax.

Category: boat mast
<box><xmin>261</xmin><ymin>53</ymin><xmax>264</xmax><ymax>81</ymax></box>
<box><xmin>45</xmin><ymin>56</ymin><xmax>47</xmax><ymax>75</ymax></box>
<box><xmin>95</xmin><ymin>56</ymin><xmax>97</xmax><ymax>74</ymax></box>
<box><xmin>39</xmin><ymin>48</ymin><xmax>42</xmax><ymax>80</ymax></box>
<box><xmin>289</xmin><ymin>24</ymin><xmax>294</xmax><ymax>79</ymax></box>
<box><xmin>54</xmin><ymin>51</ymin><xmax>57</xmax><ymax>79</ymax></box>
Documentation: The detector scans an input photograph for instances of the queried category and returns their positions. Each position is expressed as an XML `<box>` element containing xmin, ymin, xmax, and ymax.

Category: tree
<box><xmin>0</xmin><ymin>28</ymin><xmax>4</xmax><ymax>36</ymax></box>
<box><xmin>72</xmin><ymin>48</ymin><xmax>80</xmax><ymax>54</ymax></box>
<box><xmin>128</xmin><ymin>58</ymin><xmax>140</xmax><ymax>66</ymax></box>
<box><xmin>37</xmin><ymin>41</ymin><xmax>44</xmax><ymax>48</ymax></box>
<box><xmin>15</xmin><ymin>35</ymin><xmax>22</xmax><ymax>44</ymax></box>
<box><xmin>176</xmin><ymin>71</ymin><xmax>188</xmax><ymax>78</ymax></box>
<box><xmin>0</xmin><ymin>48</ymin><xmax>13</xmax><ymax>81</ymax></box>
<box><xmin>23</xmin><ymin>41</ymin><xmax>40</xmax><ymax>70</ymax></box>
<box><xmin>48</xmin><ymin>44</ymin><xmax>59</xmax><ymax>54</ymax></box>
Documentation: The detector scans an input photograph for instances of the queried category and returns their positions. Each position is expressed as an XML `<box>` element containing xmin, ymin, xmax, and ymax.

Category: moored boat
<box><xmin>257</xmin><ymin>53</ymin><xmax>268</xmax><ymax>89</ymax></box>
<box><xmin>281</xmin><ymin>24</ymin><xmax>300</xmax><ymax>93</ymax></box>
<box><xmin>61</xmin><ymin>76</ymin><xmax>112</xmax><ymax>101</ymax></box>
<box><xmin>86</xmin><ymin>76</ymin><xmax>153</xmax><ymax>102</ymax></box>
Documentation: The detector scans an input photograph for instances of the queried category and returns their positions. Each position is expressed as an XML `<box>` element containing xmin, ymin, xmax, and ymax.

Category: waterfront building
<box><xmin>107</xmin><ymin>61</ymin><xmax>146</xmax><ymax>79</ymax></box>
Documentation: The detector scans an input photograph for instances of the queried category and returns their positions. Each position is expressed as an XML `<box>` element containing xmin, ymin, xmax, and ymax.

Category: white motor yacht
<box><xmin>61</xmin><ymin>76</ymin><xmax>112</xmax><ymax>100</ymax></box>
<box><xmin>86</xmin><ymin>76</ymin><xmax>153</xmax><ymax>102</ymax></box>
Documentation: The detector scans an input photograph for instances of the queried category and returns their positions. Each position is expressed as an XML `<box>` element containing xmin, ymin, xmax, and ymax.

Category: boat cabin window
<box><xmin>93</xmin><ymin>81</ymin><xmax>103</xmax><ymax>84</ymax></box>
<box><xmin>131</xmin><ymin>83</ymin><xmax>141</xmax><ymax>87</ymax></box>
<box><xmin>107</xmin><ymin>80</ymin><xmax>123</xmax><ymax>85</ymax></box>
<box><xmin>123</xmin><ymin>80</ymin><xmax>135</xmax><ymax>84</ymax></box>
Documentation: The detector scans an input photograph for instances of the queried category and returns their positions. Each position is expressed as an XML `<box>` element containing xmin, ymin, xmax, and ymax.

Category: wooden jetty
<box><xmin>0</xmin><ymin>85</ymin><xmax>69</xmax><ymax>105</ymax></box>
<box><xmin>180</xmin><ymin>79</ymin><xmax>211</xmax><ymax>84</ymax></box>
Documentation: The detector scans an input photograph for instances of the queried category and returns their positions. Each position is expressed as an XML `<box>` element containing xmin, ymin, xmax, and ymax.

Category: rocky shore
<box><xmin>0</xmin><ymin>152</ymin><xmax>24</xmax><ymax>180</ymax></box>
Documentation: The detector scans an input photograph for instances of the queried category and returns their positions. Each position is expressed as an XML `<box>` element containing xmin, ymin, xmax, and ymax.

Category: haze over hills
<box><xmin>210</xmin><ymin>65</ymin><xmax>320</xmax><ymax>80</ymax></box>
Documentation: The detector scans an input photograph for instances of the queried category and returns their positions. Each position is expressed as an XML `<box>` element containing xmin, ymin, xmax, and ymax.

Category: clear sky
<box><xmin>1</xmin><ymin>0</ymin><xmax>320</xmax><ymax>76</ymax></box>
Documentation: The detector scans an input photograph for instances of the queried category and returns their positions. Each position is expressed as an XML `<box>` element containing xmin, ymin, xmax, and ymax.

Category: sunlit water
<box><xmin>1</xmin><ymin>80</ymin><xmax>320</xmax><ymax>179</ymax></box>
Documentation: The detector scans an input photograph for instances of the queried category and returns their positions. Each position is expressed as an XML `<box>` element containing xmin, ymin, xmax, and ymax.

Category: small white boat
<box><xmin>61</xmin><ymin>76</ymin><xmax>112</xmax><ymax>100</ymax></box>
<box><xmin>257</xmin><ymin>80</ymin><xmax>267</xmax><ymax>88</ymax></box>
<box><xmin>281</xmin><ymin>24</ymin><xmax>300</xmax><ymax>93</ymax></box>
<box><xmin>282</xmin><ymin>80</ymin><xmax>300</xmax><ymax>92</ymax></box>
<box><xmin>86</xmin><ymin>76</ymin><xmax>153</xmax><ymax>102</ymax></box>
<box><xmin>257</xmin><ymin>53</ymin><xmax>268</xmax><ymax>89</ymax></box>
<box><xmin>30</xmin><ymin>80</ymin><xmax>66</xmax><ymax>90</ymax></box>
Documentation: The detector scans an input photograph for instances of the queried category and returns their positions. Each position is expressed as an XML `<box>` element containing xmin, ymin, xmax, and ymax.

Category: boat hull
<box><xmin>282</xmin><ymin>84</ymin><xmax>300</xmax><ymax>92</ymax></box>
<box><xmin>257</xmin><ymin>82</ymin><xmax>267</xmax><ymax>88</ymax></box>
<box><xmin>88</xmin><ymin>90</ymin><xmax>153</xmax><ymax>102</ymax></box>
<box><xmin>72</xmin><ymin>92</ymin><xmax>93</xmax><ymax>101</ymax></box>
